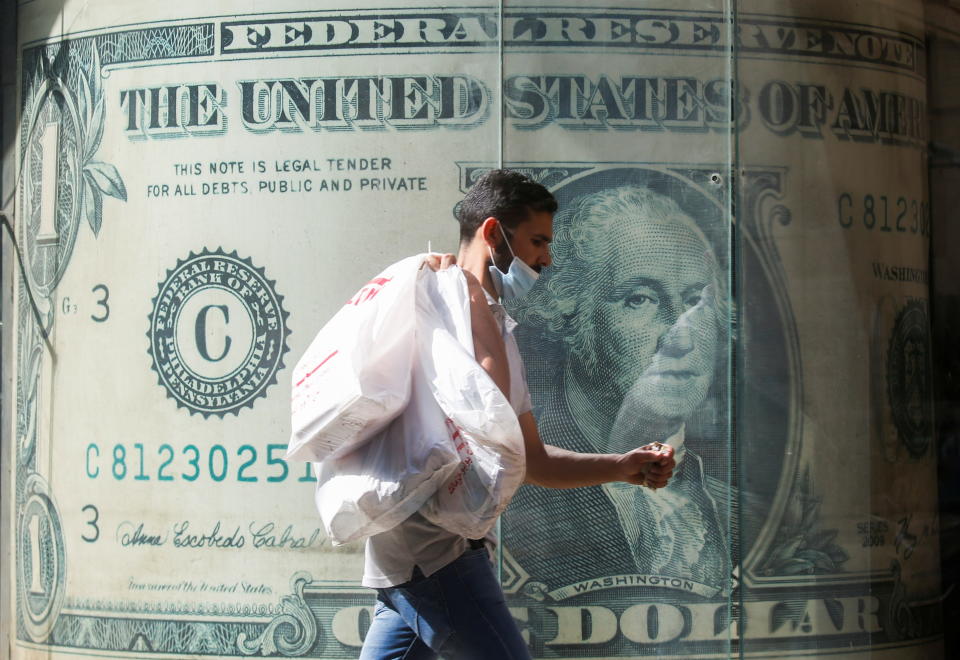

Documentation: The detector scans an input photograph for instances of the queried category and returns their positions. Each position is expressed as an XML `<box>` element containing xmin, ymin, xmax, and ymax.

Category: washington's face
<box><xmin>583</xmin><ymin>216</ymin><xmax>719</xmax><ymax>422</ymax></box>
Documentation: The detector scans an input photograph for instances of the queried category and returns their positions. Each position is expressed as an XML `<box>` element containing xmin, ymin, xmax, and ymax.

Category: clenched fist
<box><xmin>615</xmin><ymin>441</ymin><xmax>675</xmax><ymax>489</ymax></box>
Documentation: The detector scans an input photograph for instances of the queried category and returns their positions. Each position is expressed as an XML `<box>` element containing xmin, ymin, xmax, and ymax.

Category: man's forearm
<box><xmin>527</xmin><ymin>444</ymin><xmax>628</xmax><ymax>489</ymax></box>
<box><xmin>519</xmin><ymin>412</ymin><xmax>636</xmax><ymax>488</ymax></box>
<box><xmin>518</xmin><ymin>412</ymin><xmax>673</xmax><ymax>489</ymax></box>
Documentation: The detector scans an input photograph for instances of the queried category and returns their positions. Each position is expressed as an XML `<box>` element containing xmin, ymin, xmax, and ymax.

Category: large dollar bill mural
<box><xmin>5</xmin><ymin>0</ymin><xmax>941</xmax><ymax>658</ymax></box>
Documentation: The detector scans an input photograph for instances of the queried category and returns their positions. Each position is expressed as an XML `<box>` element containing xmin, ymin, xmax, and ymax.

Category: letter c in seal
<box><xmin>195</xmin><ymin>304</ymin><xmax>232</xmax><ymax>362</ymax></box>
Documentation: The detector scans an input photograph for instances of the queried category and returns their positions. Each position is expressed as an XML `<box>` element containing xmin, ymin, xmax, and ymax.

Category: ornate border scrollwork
<box><xmin>886</xmin><ymin>561</ymin><xmax>921</xmax><ymax>641</ymax></box>
<box><xmin>236</xmin><ymin>572</ymin><xmax>318</xmax><ymax>656</ymax></box>
<box><xmin>737</xmin><ymin>170</ymin><xmax>806</xmax><ymax>579</ymax></box>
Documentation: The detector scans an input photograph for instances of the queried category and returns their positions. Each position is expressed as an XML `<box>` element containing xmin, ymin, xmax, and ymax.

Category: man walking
<box><xmin>359</xmin><ymin>169</ymin><xmax>675</xmax><ymax>660</ymax></box>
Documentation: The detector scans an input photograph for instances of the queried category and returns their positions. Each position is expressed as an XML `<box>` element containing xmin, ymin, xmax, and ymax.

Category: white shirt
<box><xmin>362</xmin><ymin>291</ymin><xmax>532</xmax><ymax>588</ymax></box>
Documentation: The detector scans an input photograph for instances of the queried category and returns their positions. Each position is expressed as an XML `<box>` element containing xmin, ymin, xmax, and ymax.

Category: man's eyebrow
<box><xmin>532</xmin><ymin>233</ymin><xmax>552</xmax><ymax>243</ymax></box>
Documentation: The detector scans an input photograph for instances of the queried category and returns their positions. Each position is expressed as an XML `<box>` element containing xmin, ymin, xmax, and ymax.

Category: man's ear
<box><xmin>479</xmin><ymin>217</ymin><xmax>501</xmax><ymax>248</ymax></box>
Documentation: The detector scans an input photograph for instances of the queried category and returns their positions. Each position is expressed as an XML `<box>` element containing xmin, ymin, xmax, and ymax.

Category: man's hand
<box><xmin>616</xmin><ymin>442</ymin><xmax>675</xmax><ymax>489</ymax></box>
<box><xmin>423</xmin><ymin>253</ymin><xmax>457</xmax><ymax>271</ymax></box>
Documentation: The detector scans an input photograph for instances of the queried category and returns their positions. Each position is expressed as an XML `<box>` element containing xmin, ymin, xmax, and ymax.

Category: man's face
<box><xmin>492</xmin><ymin>210</ymin><xmax>553</xmax><ymax>273</ymax></box>
<box><xmin>581</xmin><ymin>216</ymin><xmax>719</xmax><ymax>423</ymax></box>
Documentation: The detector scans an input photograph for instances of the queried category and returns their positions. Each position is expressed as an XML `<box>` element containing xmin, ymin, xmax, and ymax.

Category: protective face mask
<box><xmin>488</xmin><ymin>224</ymin><xmax>540</xmax><ymax>302</ymax></box>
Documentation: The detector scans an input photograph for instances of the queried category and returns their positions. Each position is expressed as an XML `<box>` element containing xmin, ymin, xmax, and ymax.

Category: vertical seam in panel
<box><xmin>498</xmin><ymin>0</ymin><xmax>504</xmax><ymax>169</ymax></box>
<box><xmin>729</xmin><ymin>1</ymin><xmax>745</xmax><ymax>659</ymax></box>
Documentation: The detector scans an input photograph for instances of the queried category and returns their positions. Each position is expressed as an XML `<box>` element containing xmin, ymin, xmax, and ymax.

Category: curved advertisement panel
<box><xmin>6</xmin><ymin>1</ymin><xmax>941</xmax><ymax>659</ymax></box>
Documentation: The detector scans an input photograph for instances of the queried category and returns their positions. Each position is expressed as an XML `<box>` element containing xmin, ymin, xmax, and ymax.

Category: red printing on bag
<box><xmin>295</xmin><ymin>349</ymin><xmax>339</xmax><ymax>388</ymax></box>
<box><xmin>445</xmin><ymin>418</ymin><xmax>463</xmax><ymax>442</ymax></box>
<box><xmin>445</xmin><ymin>418</ymin><xmax>474</xmax><ymax>494</ymax></box>
<box><xmin>447</xmin><ymin>457</ymin><xmax>473</xmax><ymax>494</ymax></box>
<box><xmin>345</xmin><ymin>276</ymin><xmax>393</xmax><ymax>306</ymax></box>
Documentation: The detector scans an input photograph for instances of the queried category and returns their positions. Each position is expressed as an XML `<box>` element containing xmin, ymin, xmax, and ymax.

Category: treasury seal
<box><xmin>147</xmin><ymin>248</ymin><xmax>290</xmax><ymax>417</ymax></box>
<box><xmin>886</xmin><ymin>300</ymin><xmax>932</xmax><ymax>458</ymax></box>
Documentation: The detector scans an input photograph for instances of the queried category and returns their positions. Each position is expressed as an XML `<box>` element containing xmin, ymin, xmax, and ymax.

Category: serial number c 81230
<box><xmin>84</xmin><ymin>442</ymin><xmax>316</xmax><ymax>484</ymax></box>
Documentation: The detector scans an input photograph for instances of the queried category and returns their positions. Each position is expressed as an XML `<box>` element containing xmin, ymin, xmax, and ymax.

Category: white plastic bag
<box><xmin>287</xmin><ymin>255</ymin><xmax>425</xmax><ymax>463</ymax></box>
<box><xmin>312</xmin><ymin>343</ymin><xmax>460</xmax><ymax>543</ymax></box>
<box><xmin>306</xmin><ymin>262</ymin><xmax>526</xmax><ymax>544</ymax></box>
<box><xmin>417</xmin><ymin>268</ymin><xmax>526</xmax><ymax>539</ymax></box>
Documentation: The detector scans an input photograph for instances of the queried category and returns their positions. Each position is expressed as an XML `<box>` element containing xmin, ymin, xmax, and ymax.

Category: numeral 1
<box><xmin>27</xmin><ymin>514</ymin><xmax>44</xmax><ymax>595</ymax></box>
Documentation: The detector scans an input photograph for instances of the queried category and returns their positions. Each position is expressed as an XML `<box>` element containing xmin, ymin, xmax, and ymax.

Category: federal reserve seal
<box><xmin>887</xmin><ymin>300</ymin><xmax>932</xmax><ymax>458</ymax></box>
<box><xmin>147</xmin><ymin>249</ymin><xmax>290</xmax><ymax>417</ymax></box>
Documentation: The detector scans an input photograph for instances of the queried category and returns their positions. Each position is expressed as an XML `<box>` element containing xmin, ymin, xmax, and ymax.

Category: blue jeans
<box><xmin>359</xmin><ymin>548</ymin><xmax>531</xmax><ymax>660</ymax></box>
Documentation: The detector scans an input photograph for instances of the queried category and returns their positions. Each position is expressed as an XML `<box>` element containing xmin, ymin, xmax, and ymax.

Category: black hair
<box><xmin>457</xmin><ymin>169</ymin><xmax>557</xmax><ymax>244</ymax></box>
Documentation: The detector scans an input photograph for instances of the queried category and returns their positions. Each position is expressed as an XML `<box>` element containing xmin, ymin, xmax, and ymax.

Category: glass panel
<box><xmin>8</xmin><ymin>1</ymin><xmax>501</xmax><ymax>657</ymax></box>
<box><xmin>498</xmin><ymin>1</ymin><xmax>735</xmax><ymax>657</ymax></box>
<box><xmin>734</xmin><ymin>0</ymin><xmax>942</xmax><ymax>657</ymax></box>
